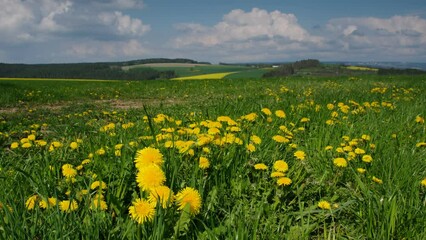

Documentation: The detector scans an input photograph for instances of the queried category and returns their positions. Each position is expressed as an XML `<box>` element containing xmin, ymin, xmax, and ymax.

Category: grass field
<box><xmin>0</xmin><ymin>75</ymin><xmax>425</xmax><ymax>239</ymax></box>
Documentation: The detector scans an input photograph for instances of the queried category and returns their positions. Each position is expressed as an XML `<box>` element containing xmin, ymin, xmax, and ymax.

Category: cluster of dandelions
<box><xmin>129</xmin><ymin>147</ymin><xmax>201</xmax><ymax>224</ymax></box>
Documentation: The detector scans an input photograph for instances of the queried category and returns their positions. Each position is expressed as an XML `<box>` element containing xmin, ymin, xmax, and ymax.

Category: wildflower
<box><xmin>354</xmin><ymin>148</ymin><xmax>366</xmax><ymax>155</ymax></box>
<box><xmin>250</xmin><ymin>135</ymin><xmax>262</xmax><ymax>145</ymax></box>
<box><xmin>90</xmin><ymin>181</ymin><xmax>107</xmax><ymax>190</ymax></box>
<box><xmin>277</xmin><ymin>177</ymin><xmax>292</xmax><ymax>186</ymax></box>
<box><xmin>271</xmin><ymin>171</ymin><xmax>285</xmax><ymax>178</ymax></box>
<box><xmin>96</xmin><ymin>148</ymin><xmax>106</xmax><ymax>155</ymax></box>
<box><xmin>199</xmin><ymin>157</ymin><xmax>210</xmax><ymax>169</ymax></box>
<box><xmin>35</xmin><ymin>140</ymin><xmax>47</xmax><ymax>147</ymax></box>
<box><xmin>361</xmin><ymin>135</ymin><xmax>371</xmax><ymax>141</ymax></box>
<box><xmin>62</xmin><ymin>164</ymin><xmax>77</xmax><ymax>178</ymax></box>
<box><xmin>372</xmin><ymin>176</ymin><xmax>383</xmax><ymax>184</ymax></box>
<box><xmin>421</xmin><ymin>178</ymin><xmax>426</xmax><ymax>187</ymax></box>
<box><xmin>129</xmin><ymin>198</ymin><xmax>155</xmax><ymax>224</ymax></box>
<box><xmin>294</xmin><ymin>150</ymin><xmax>306</xmax><ymax>160</ymax></box>
<box><xmin>175</xmin><ymin>187</ymin><xmax>202</xmax><ymax>215</ymax></box>
<box><xmin>136</xmin><ymin>165</ymin><xmax>166</xmax><ymax>191</ymax></box>
<box><xmin>261</xmin><ymin>108</ymin><xmax>272</xmax><ymax>115</ymax></box>
<box><xmin>362</xmin><ymin>155</ymin><xmax>373</xmax><ymax>163</ymax></box>
<box><xmin>25</xmin><ymin>195</ymin><xmax>38</xmax><ymax>210</ymax></box>
<box><xmin>415</xmin><ymin>115</ymin><xmax>424</xmax><ymax>124</ymax></box>
<box><xmin>148</xmin><ymin>186</ymin><xmax>174</xmax><ymax>208</ymax></box>
<box><xmin>275</xmin><ymin>110</ymin><xmax>286</xmax><ymax>118</ymax></box>
<box><xmin>69</xmin><ymin>142</ymin><xmax>78</xmax><ymax>150</ymax></box>
<box><xmin>254</xmin><ymin>163</ymin><xmax>268</xmax><ymax>170</ymax></box>
<box><xmin>39</xmin><ymin>197</ymin><xmax>57</xmax><ymax>209</ymax></box>
<box><xmin>115</xmin><ymin>150</ymin><xmax>121</xmax><ymax>157</ymax></box>
<box><xmin>357</xmin><ymin>168</ymin><xmax>366</xmax><ymax>174</ymax></box>
<box><xmin>134</xmin><ymin>147</ymin><xmax>164</xmax><ymax>169</ymax></box>
<box><xmin>272</xmin><ymin>135</ymin><xmax>289</xmax><ymax>143</ymax></box>
<box><xmin>318</xmin><ymin>200</ymin><xmax>331</xmax><ymax>210</ymax></box>
<box><xmin>324</xmin><ymin>146</ymin><xmax>333</xmax><ymax>151</ymax></box>
<box><xmin>242</xmin><ymin>113</ymin><xmax>257</xmax><ymax>121</ymax></box>
<box><xmin>22</xmin><ymin>142</ymin><xmax>32</xmax><ymax>148</ymax></box>
<box><xmin>90</xmin><ymin>198</ymin><xmax>108</xmax><ymax>211</ymax></box>
<box><xmin>300</xmin><ymin>117</ymin><xmax>310</xmax><ymax>123</ymax></box>
<box><xmin>27</xmin><ymin>134</ymin><xmax>36</xmax><ymax>141</ymax></box>
<box><xmin>59</xmin><ymin>200</ymin><xmax>78</xmax><ymax>212</ymax></box>
<box><xmin>333</xmin><ymin>158</ymin><xmax>347</xmax><ymax>168</ymax></box>
<box><xmin>10</xmin><ymin>142</ymin><xmax>19</xmax><ymax>149</ymax></box>
<box><xmin>327</xmin><ymin>103</ymin><xmax>334</xmax><ymax>110</ymax></box>
<box><xmin>246</xmin><ymin>143</ymin><xmax>256</xmax><ymax>152</ymax></box>
<box><xmin>272</xmin><ymin>161</ymin><xmax>288</xmax><ymax>173</ymax></box>
<box><xmin>416</xmin><ymin>142</ymin><xmax>426</xmax><ymax>147</ymax></box>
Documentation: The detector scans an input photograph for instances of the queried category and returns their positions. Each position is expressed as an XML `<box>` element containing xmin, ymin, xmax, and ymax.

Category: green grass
<box><xmin>0</xmin><ymin>75</ymin><xmax>425</xmax><ymax>239</ymax></box>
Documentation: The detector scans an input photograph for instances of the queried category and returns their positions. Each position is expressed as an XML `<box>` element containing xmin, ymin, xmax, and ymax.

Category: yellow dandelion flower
<box><xmin>354</xmin><ymin>148</ymin><xmax>366</xmax><ymax>155</ymax></box>
<box><xmin>136</xmin><ymin>165</ymin><xmax>166</xmax><ymax>191</ymax></box>
<box><xmin>347</xmin><ymin>152</ymin><xmax>356</xmax><ymax>161</ymax></box>
<box><xmin>261</xmin><ymin>108</ymin><xmax>272</xmax><ymax>115</ymax></box>
<box><xmin>134</xmin><ymin>147</ymin><xmax>164</xmax><ymax>169</ymax></box>
<box><xmin>90</xmin><ymin>198</ymin><xmax>108</xmax><ymax>211</ymax></box>
<box><xmin>294</xmin><ymin>150</ymin><xmax>306</xmax><ymax>160</ymax></box>
<box><xmin>129</xmin><ymin>198</ymin><xmax>155</xmax><ymax>224</ymax></box>
<box><xmin>39</xmin><ymin>197</ymin><xmax>57</xmax><ymax>209</ymax></box>
<box><xmin>90</xmin><ymin>181</ymin><xmax>107</xmax><ymax>190</ymax></box>
<box><xmin>372</xmin><ymin>176</ymin><xmax>383</xmax><ymax>184</ymax></box>
<box><xmin>69</xmin><ymin>142</ymin><xmax>78</xmax><ymax>150</ymax></box>
<box><xmin>333</xmin><ymin>158</ymin><xmax>347</xmax><ymax>167</ymax></box>
<box><xmin>272</xmin><ymin>135</ymin><xmax>289</xmax><ymax>143</ymax></box>
<box><xmin>25</xmin><ymin>195</ymin><xmax>38</xmax><ymax>210</ymax></box>
<box><xmin>421</xmin><ymin>178</ymin><xmax>426</xmax><ymax>187</ymax></box>
<box><xmin>96</xmin><ymin>148</ymin><xmax>106</xmax><ymax>155</ymax></box>
<box><xmin>250</xmin><ymin>135</ymin><xmax>262</xmax><ymax>145</ymax></box>
<box><xmin>271</xmin><ymin>171</ymin><xmax>285</xmax><ymax>178</ymax></box>
<box><xmin>81</xmin><ymin>159</ymin><xmax>91</xmax><ymax>165</ymax></box>
<box><xmin>35</xmin><ymin>140</ymin><xmax>47</xmax><ymax>147</ymax></box>
<box><xmin>324</xmin><ymin>145</ymin><xmax>333</xmax><ymax>151</ymax></box>
<box><xmin>10</xmin><ymin>142</ymin><xmax>19</xmax><ymax>149</ymax></box>
<box><xmin>246</xmin><ymin>143</ymin><xmax>256</xmax><ymax>152</ymax></box>
<box><xmin>273</xmin><ymin>160</ymin><xmax>289</xmax><ymax>172</ymax></box>
<box><xmin>318</xmin><ymin>200</ymin><xmax>331</xmax><ymax>210</ymax></box>
<box><xmin>415</xmin><ymin>115</ymin><xmax>424</xmax><ymax>124</ymax></box>
<box><xmin>27</xmin><ymin>134</ymin><xmax>36</xmax><ymax>141</ymax></box>
<box><xmin>416</xmin><ymin>142</ymin><xmax>426</xmax><ymax>147</ymax></box>
<box><xmin>22</xmin><ymin>142</ymin><xmax>32</xmax><ymax>148</ymax></box>
<box><xmin>361</xmin><ymin>134</ymin><xmax>371</xmax><ymax>141</ymax></box>
<box><xmin>175</xmin><ymin>187</ymin><xmax>202</xmax><ymax>215</ymax></box>
<box><xmin>254</xmin><ymin>163</ymin><xmax>268</xmax><ymax>170</ymax></box>
<box><xmin>300</xmin><ymin>117</ymin><xmax>310</xmax><ymax>123</ymax></box>
<box><xmin>199</xmin><ymin>157</ymin><xmax>210</xmax><ymax>169</ymax></box>
<box><xmin>59</xmin><ymin>200</ymin><xmax>78</xmax><ymax>212</ymax></box>
<box><xmin>62</xmin><ymin>164</ymin><xmax>77</xmax><ymax>178</ymax></box>
<box><xmin>275</xmin><ymin>110</ymin><xmax>286</xmax><ymax>118</ymax></box>
<box><xmin>326</xmin><ymin>103</ymin><xmax>334</xmax><ymax>110</ymax></box>
<box><xmin>357</xmin><ymin>168</ymin><xmax>366</xmax><ymax>174</ymax></box>
<box><xmin>277</xmin><ymin>177</ymin><xmax>292</xmax><ymax>186</ymax></box>
<box><xmin>148</xmin><ymin>186</ymin><xmax>174</xmax><ymax>208</ymax></box>
<box><xmin>362</xmin><ymin>155</ymin><xmax>373</xmax><ymax>163</ymax></box>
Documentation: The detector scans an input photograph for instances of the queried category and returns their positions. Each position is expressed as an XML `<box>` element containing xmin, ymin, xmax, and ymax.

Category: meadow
<box><xmin>0</xmin><ymin>75</ymin><xmax>425</xmax><ymax>239</ymax></box>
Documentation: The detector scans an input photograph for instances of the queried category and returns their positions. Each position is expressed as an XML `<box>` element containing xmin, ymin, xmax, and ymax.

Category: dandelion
<box><xmin>96</xmin><ymin>148</ymin><xmax>106</xmax><ymax>155</ymax></box>
<box><xmin>354</xmin><ymin>148</ymin><xmax>366</xmax><ymax>155</ymax></box>
<box><xmin>357</xmin><ymin>168</ymin><xmax>366</xmax><ymax>174</ymax></box>
<box><xmin>416</xmin><ymin>142</ymin><xmax>426</xmax><ymax>147</ymax></box>
<box><xmin>271</xmin><ymin>171</ymin><xmax>285</xmax><ymax>178</ymax></box>
<box><xmin>39</xmin><ymin>197</ymin><xmax>57</xmax><ymax>209</ymax></box>
<box><xmin>25</xmin><ymin>195</ymin><xmax>38</xmax><ymax>210</ymax></box>
<box><xmin>129</xmin><ymin>198</ymin><xmax>156</xmax><ymax>224</ymax></box>
<box><xmin>250</xmin><ymin>135</ymin><xmax>262</xmax><ymax>145</ymax></box>
<box><xmin>372</xmin><ymin>176</ymin><xmax>383</xmax><ymax>184</ymax></box>
<box><xmin>59</xmin><ymin>200</ymin><xmax>78</xmax><ymax>212</ymax></box>
<box><xmin>333</xmin><ymin>158</ymin><xmax>347</xmax><ymax>167</ymax></box>
<box><xmin>90</xmin><ymin>198</ymin><xmax>108</xmax><ymax>211</ymax></box>
<box><xmin>69</xmin><ymin>142</ymin><xmax>78</xmax><ymax>150</ymax></box>
<box><xmin>275</xmin><ymin>110</ymin><xmax>286</xmax><ymax>118</ymax></box>
<box><xmin>272</xmin><ymin>135</ymin><xmax>289</xmax><ymax>143</ymax></box>
<box><xmin>136</xmin><ymin>164</ymin><xmax>166</xmax><ymax>191</ymax></box>
<box><xmin>90</xmin><ymin>181</ymin><xmax>107</xmax><ymax>190</ymax></box>
<box><xmin>199</xmin><ymin>157</ymin><xmax>210</xmax><ymax>169</ymax></box>
<box><xmin>421</xmin><ymin>178</ymin><xmax>426</xmax><ymax>187</ymax></box>
<box><xmin>261</xmin><ymin>108</ymin><xmax>272</xmax><ymax>115</ymax></box>
<box><xmin>134</xmin><ymin>147</ymin><xmax>164</xmax><ymax>169</ymax></box>
<box><xmin>246</xmin><ymin>143</ymin><xmax>256</xmax><ymax>152</ymax></box>
<box><xmin>277</xmin><ymin>177</ymin><xmax>292</xmax><ymax>186</ymax></box>
<box><xmin>21</xmin><ymin>142</ymin><xmax>32</xmax><ymax>148</ymax></box>
<box><xmin>294</xmin><ymin>150</ymin><xmax>306</xmax><ymax>160</ymax></box>
<box><xmin>300</xmin><ymin>117</ymin><xmax>310</xmax><ymax>123</ymax></box>
<box><xmin>10</xmin><ymin>142</ymin><xmax>19</xmax><ymax>149</ymax></box>
<box><xmin>415</xmin><ymin>115</ymin><xmax>425</xmax><ymax>124</ymax></box>
<box><xmin>62</xmin><ymin>164</ymin><xmax>77</xmax><ymax>178</ymax></box>
<box><xmin>27</xmin><ymin>134</ymin><xmax>36</xmax><ymax>141</ymax></box>
<box><xmin>254</xmin><ymin>163</ymin><xmax>268</xmax><ymax>170</ymax></box>
<box><xmin>273</xmin><ymin>160</ymin><xmax>289</xmax><ymax>172</ymax></box>
<box><xmin>362</xmin><ymin>155</ymin><xmax>373</xmax><ymax>163</ymax></box>
<box><xmin>324</xmin><ymin>146</ymin><xmax>333</xmax><ymax>151</ymax></box>
<box><xmin>148</xmin><ymin>186</ymin><xmax>174</xmax><ymax>208</ymax></box>
<box><xmin>175</xmin><ymin>187</ymin><xmax>202</xmax><ymax>215</ymax></box>
<box><xmin>318</xmin><ymin>200</ymin><xmax>331</xmax><ymax>210</ymax></box>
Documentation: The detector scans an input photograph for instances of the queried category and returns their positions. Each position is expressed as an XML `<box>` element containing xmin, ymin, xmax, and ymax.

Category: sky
<box><xmin>1</xmin><ymin>0</ymin><xmax>426</xmax><ymax>64</ymax></box>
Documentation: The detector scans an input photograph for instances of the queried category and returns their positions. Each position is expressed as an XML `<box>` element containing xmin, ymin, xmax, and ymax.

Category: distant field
<box><xmin>172</xmin><ymin>72</ymin><xmax>237</xmax><ymax>80</ymax></box>
<box><xmin>345</xmin><ymin>66</ymin><xmax>379</xmax><ymax>71</ymax></box>
<box><xmin>122</xmin><ymin>63</ymin><xmax>211</xmax><ymax>70</ymax></box>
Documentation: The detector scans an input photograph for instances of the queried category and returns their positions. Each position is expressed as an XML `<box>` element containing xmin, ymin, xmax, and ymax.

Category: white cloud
<box><xmin>174</xmin><ymin>8</ymin><xmax>323</xmax><ymax>48</ymax></box>
<box><xmin>98</xmin><ymin>11</ymin><xmax>150</xmax><ymax>36</ymax></box>
<box><xmin>39</xmin><ymin>0</ymin><xmax>73</xmax><ymax>32</ymax></box>
<box><xmin>0</xmin><ymin>0</ymin><xmax>34</xmax><ymax>31</ymax></box>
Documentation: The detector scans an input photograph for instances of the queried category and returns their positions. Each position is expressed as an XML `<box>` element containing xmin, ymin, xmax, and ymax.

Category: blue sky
<box><xmin>1</xmin><ymin>0</ymin><xmax>426</xmax><ymax>63</ymax></box>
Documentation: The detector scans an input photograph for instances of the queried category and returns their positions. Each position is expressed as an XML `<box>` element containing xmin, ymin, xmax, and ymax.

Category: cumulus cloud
<box><xmin>98</xmin><ymin>11</ymin><xmax>150</xmax><ymax>36</ymax></box>
<box><xmin>174</xmin><ymin>8</ymin><xmax>323</xmax><ymax>48</ymax></box>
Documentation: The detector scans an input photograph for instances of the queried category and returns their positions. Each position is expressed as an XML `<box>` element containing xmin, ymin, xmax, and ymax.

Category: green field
<box><xmin>1</xmin><ymin>75</ymin><xmax>425</xmax><ymax>239</ymax></box>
